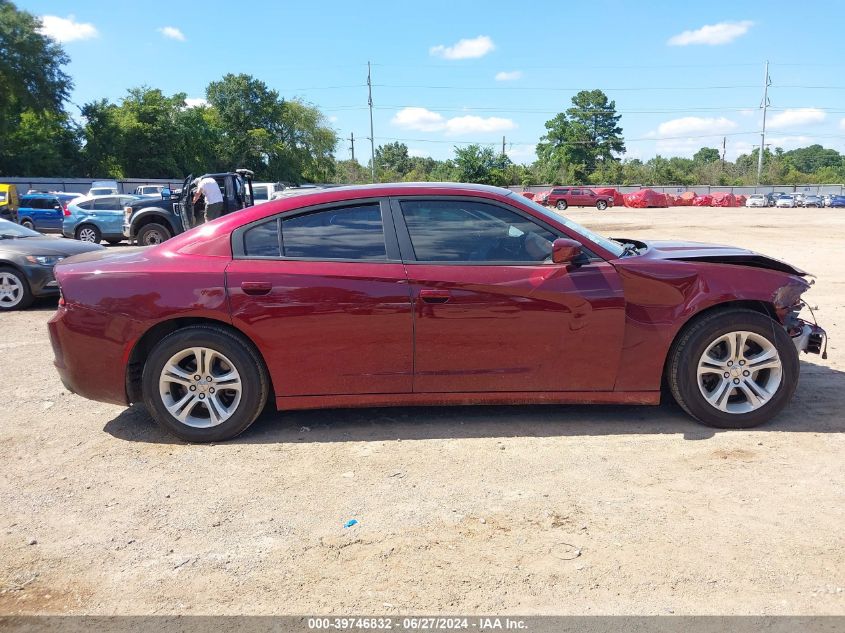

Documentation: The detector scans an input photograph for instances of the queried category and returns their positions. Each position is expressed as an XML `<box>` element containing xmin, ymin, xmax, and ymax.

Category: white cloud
<box><xmin>739</xmin><ymin>108</ymin><xmax>756</xmax><ymax>117</ymax></box>
<box><xmin>505</xmin><ymin>144</ymin><xmax>536</xmax><ymax>163</ymax></box>
<box><xmin>840</xmin><ymin>118</ymin><xmax>845</xmax><ymax>130</ymax></box>
<box><xmin>391</xmin><ymin>107</ymin><xmax>447</xmax><ymax>132</ymax></box>
<box><xmin>391</xmin><ymin>107</ymin><xmax>515</xmax><ymax>136</ymax></box>
<box><xmin>767</xmin><ymin>135</ymin><xmax>813</xmax><ymax>150</ymax></box>
<box><xmin>767</xmin><ymin>107</ymin><xmax>826</xmax><ymax>129</ymax></box>
<box><xmin>184</xmin><ymin>98</ymin><xmax>208</xmax><ymax>108</ymax></box>
<box><xmin>654</xmin><ymin>116</ymin><xmax>738</xmax><ymax>137</ymax></box>
<box><xmin>158</xmin><ymin>26</ymin><xmax>186</xmax><ymax>41</ymax></box>
<box><xmin>430</xmin><ymin>35</ymin><xmax>495</xmax><ymax>59</ymax></box>
<box><xmin>38</xmin><ymin>15</ymin><xmax>98</xmax><ymax>42</ymax></box>
<box><xmin>495</xmin><ymin>70</ymin><xmax>522</xmax><ymax>81</ymax></box>
<box><xmin>328</xmin><ymin>115</ymin><xmax>339</xmax><ymax>123</ymax></box>
<box><xmin>667</xmin><ymin>20</ymin><xmax>753</xmax><ymax>46</ymax></box>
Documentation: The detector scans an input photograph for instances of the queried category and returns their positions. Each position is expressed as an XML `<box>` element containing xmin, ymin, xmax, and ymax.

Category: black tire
<box><xmin>667</xmin><ymin>309</ymin><xmax>798</xmax><ymax>429</ymax></box>
<box><xmin>75</xmin><ymin>224</ymin><xmax>102</xmax><ymax>244</ymax></box>
<box><xmin>596</xmin><ymin>200</ymin><xmax>608</xmax><ymax>211</ymax></box>
<box><xmin>20</xmin><ymin>218</ymin><xmax>35</xmax><ymax>230</ymax></box>
<box><xmin>0</xmin><ymin>266</ymin><xmax>34</xmax><ymax>311</ymax></box>
<box><xmin>556</xmin><ymin>200</ymin><xmax>568</xmax><ymax>210</ymax></box>
<box><xmin>141</xmin><ymin>325</ymin><xmax>269</xmax><ymax>442</ymax></box>
<box><xmin>137</xmin><ymin>222</ymin><xmax>172</xmax><ymax>246</ymax></box>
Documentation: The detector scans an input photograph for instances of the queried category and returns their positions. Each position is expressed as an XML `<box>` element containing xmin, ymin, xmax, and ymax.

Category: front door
<box><xmin>41</xmin><ymin>198</ymin><xmax>64</xmax><ymax>231</ymax></box>
<box><xmin>226</xmin><ymin>199</ymin><xmax>413</xmax><ymax>397</ymax></box>
<box><xmin>391</xmin><ymin>196</ymin><xmax>626</xmax><ymax>394</ymax></box>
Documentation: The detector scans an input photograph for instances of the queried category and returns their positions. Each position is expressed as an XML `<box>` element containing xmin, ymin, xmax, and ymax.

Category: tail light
<box><xmin>62</xmin><ymin>203</ymin><xmax>70</xmax><ymax>216</ymax></box>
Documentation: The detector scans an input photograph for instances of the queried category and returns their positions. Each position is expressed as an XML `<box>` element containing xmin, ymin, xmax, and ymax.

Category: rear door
<box><xmin>93</xmin><ymin>196</ymin><xmax>126</xmax><ymax>237</ymax></box>
<box><xmin>226</xmin><ymin>198</ymin><xmax>413</xmax><ymax>399</ymax></box>
<box><xmin>41</xmin><ymin>196</ymin><xmax>65</xmax><ymax>231</ymax></box>
<box><xmin>391</xmin><ymin>196</ymin><xmax>626</xmax><ymax>394</ymax></box>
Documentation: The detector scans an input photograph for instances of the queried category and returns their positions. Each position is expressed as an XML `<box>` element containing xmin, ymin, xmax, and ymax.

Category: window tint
<box><xmin>76</xmin><ymin>200</ymin><xmax>94</xmax><ymax>211</ymax></box>
<box><xmin>94</xmin><ymin>197</ymin><xmax>119</xmax><ymax>210</ymax></box>
<box><xmin>570</xmin><ymin>189</ymin><xmax>582</xmax><ymax>196</ymax></box>
<box><xmin>244</xmin><ymin>220</ymin><xmax>281</xmax><ymax>257</ymax></box>
<box><xmin>281</xmin><ymin>204</ymin><xmax>386</xmax><ymax>260</ymax></box>
<box><xmin>553</xmin><ymin>188</ymin><xmax>569</xmax><ymax>195</ymax></box>
<box><xmin>252</xmin><ymin>186</ymin><xmax>269</xmax><ymax>201</ymax></box>
<box><xmin>400</xmin><ymin>199</ymin><xmax>558</xmax><ymax>263</ymax></box>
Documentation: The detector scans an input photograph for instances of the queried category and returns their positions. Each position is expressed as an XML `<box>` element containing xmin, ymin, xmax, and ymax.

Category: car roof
<box><xmin>22</xmin><ymin>192</ymin><xmax>78</xmax><ymax>198</ymax></box>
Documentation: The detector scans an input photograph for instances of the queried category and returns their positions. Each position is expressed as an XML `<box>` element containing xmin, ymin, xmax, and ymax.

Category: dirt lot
<box><xmin>1</xmin><ymin>207</ymin><xmax>843</xmax><ymax>615</ymax></box>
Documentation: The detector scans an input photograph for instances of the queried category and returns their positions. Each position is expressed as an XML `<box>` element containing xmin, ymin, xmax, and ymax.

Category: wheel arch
<box><xmin>661</xmin><ymin>299</ymin><xmax>779</xmax><ymax>386</ymax></box>
<box><xmin>125</xmin><ymin>316</ymin><xmax>275</xmax><ymax>404</ymax></box>
<box><xmin>74</xmin><ymin>221</ymin><xmax>100</xmax><ymax>237</ymax></box>
<box><xmin>133</xmin><ymin>210</ymin><xmax>177</xmax><ymax>234</ymax></box>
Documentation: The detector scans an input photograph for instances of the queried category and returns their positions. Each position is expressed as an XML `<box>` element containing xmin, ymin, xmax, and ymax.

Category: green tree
<box><xmin>453</xmin><ymin>145</ymin><xmax>510</xmax><ymax>185</ymax></box>
<box><xmin>565</xmin><ymin>89</ymin><xmax>625</xmax><ymax>172</ymax></box>
<box><xmin>693</xmin><ymin>147</ymin><xmax>720</xmax><ymax>164</ymax></box>
<box><xmin>0</xmin><ymin>0</ymin><xmax>79</xmax><ymax>175</ymax></box>
<box><xmin>375</xmin><ymin>142</ymin><xmax>411</xmax><ymax>178</ymax></box>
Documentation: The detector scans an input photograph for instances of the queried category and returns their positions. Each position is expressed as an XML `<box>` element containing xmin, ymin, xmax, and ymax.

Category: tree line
<box><xmin>2</xmin><ymin>0</ymin><xmax>845</xmax><ymax>186</ymax></box>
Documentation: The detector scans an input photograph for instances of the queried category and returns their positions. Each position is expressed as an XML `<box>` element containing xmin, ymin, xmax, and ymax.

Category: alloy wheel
<box><xmin>0</xmin><ymin>272</ymin><xmax>24</xmax><ymax>308</ymax></box>
<box><xmin>158</xmin><ymin>347</ymin><xmax>243</xmax><ymax>428</ymax></box>
<box><xmin>78</xmin><ymin>227</ymin><xmax>98</xmax><ymax>242</ymax></box>
<box><xmin>697</xmin><ymin>331</ymin><xmax>783</xmax><ymax>414</ymax></box>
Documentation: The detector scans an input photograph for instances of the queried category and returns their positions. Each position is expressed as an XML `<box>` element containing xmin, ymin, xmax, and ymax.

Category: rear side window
<box><xmin>280</xmin><ymin>204</ymin><xmax>386</xmax><ymax>260</ymax></box>
<box><xmin>244</xmin><ymin>220</ymin><xmax>281</xmax><ymax>257</ymax></box>
<box><xmin>252</xmin><ymin>186</ymin><xmax>269</xmax><ymax>201</ymax></box>
<box><xmin>75</xmin><ymin>200</ymin><xmax>94</xmax><ymax>211</ymax></box>
<box><xmin>94</xmin><ymin>197</ymin><xmax>119</xmax><ymax>210</ymax></box>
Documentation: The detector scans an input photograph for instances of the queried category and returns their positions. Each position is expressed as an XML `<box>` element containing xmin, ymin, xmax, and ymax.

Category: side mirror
<box><xmin>552</xmin><ymin>238</ymin><xmax>582</xmax><ymax>264</ymax></box>
<box><xmin>161</xmin><ymin>188</ymin><xmax>172</xmax><ymax>199</ymax></box>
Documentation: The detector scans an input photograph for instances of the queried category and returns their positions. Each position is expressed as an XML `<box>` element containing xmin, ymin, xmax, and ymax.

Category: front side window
<box><xmin>281</xmin><ymin>204</ymin><xmax>386</xmax><ymax>260</ymax></box>
<box><xmin>400</xmin><ymin>199</ymin><xmax>557</xmax><ymax>263</ymax></box>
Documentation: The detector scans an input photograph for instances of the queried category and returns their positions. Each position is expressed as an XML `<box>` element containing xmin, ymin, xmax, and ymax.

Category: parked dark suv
<box><xmin>123</xmin><ymin>170</ymin><xmax>254</xmax><ymax>245</ymax></box>
<box><xmin>545</xmin><ymin>187</ymin><xmax>613</xmax><ymax>211</ymax></box>
<box><xmin>17</xmin><ymin>193</ymin><xmax>79</xmax><ymax>233</ymax></box>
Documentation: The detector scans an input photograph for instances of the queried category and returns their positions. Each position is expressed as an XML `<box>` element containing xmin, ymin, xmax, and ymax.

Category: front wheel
<box><xmin>141</xmin><ymin>325</ymin><xmax>269</xmax><ymax>442</ymax></box>
<box><xmin>137</xmin><ymin>222</ymin><xmax>172</xmax><ymax>246</ymax></box>
<box><xmin>596</xmin><ymin>200</ymin><xmax>608</xmax><ymax>211</ymax></box>
<box><xmin>20</xmin><ymin>219</ymin><xmax>35</xmax><ymax>230</ymax></box>
<box><xmin>556</xmin><ymin>200</ymin><xmax>568</xmax><ymax>210</ymax></box>
<box><xmin>667</xmin><ymin>309</ymin><xmax>798</xmax><ymax>428</ymax></box>
<box><xmin>0</xmin><ymin>266</ymin><xmax>34</xmax><ymax>311</ymax></box>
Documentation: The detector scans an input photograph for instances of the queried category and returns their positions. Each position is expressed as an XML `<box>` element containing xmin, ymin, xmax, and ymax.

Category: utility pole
<box><xmin>502</xmin><ymin>136</ymin><xmax>506</xmax><ymax>156</ymax></box>
<box><xmin>757</xmin><ymin>60</ymin><xmax>771</xmax><ymax>185</ymax></box>
<box><xmin>721</xmin><ymin>136</ymin><xmax>726</xmax><ymax>166</ymax></box>
<box><xmin>367</xmin><ymin>61</ymin><xmax>376</xmax><ymax>182</ymax></box>
<box><xmin>348</xmin><ymin>132</ymin><xmax>355</xmax><ymax>162</ymax></box>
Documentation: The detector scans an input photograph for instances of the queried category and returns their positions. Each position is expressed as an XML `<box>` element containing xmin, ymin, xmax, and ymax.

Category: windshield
<box><xmin>0</xmin><ymin>218</ymin><xmax>40</xmax><ymax>238</ymax></box>
<box><xmin>508</xmin><ymin>191</ymin><xmax>626</xmax><ymax>258</ymax></box>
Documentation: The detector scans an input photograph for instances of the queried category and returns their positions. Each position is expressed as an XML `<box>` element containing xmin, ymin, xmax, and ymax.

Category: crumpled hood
<box><xmin>638</xmin><ymin>239</ymin><xmax>808</xmax><ymax>276</ymax></box>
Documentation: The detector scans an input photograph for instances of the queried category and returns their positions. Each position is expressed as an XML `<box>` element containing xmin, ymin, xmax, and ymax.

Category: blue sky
<box><xmin>21</xmin><ymin>0</ymin><xmax>845</xmax><ymax>164</ymax></box>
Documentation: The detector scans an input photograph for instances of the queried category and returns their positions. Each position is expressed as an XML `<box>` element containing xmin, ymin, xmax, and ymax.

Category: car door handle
<box><xmin>241</xmin><ymin>281</ymin><xmax>272</xmax><ymax>296</ymax></box>
<box><xmin>419</xmin><ymin>289</ymin><xmax>450</xmax><ymax>304</ymax></box>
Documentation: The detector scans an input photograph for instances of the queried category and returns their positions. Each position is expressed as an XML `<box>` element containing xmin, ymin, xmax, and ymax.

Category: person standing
<box><xmin>192</xmin><ymin>176</ymin><xmax>224</xmax><ymax>224</ymax></box>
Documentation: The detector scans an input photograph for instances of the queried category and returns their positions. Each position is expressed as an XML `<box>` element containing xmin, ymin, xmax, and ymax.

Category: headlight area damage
<box><xmin>775</xmin><ymin>277</ymin><xmax>828</xmax><ymax>359</ymax></box>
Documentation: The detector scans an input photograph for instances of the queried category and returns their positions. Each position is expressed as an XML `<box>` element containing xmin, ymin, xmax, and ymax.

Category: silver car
<box><xmin>775</xmin><ymin>195</ymin><xmax>796</xmax><ymax>208</ymax></box>
<box><xmin>803</xmin><ymin>194</ymin><xmax>822</xmax><ymax>208</ymax></box>
<box><xmin>745</xmin><ymin>194</ymin><xmax>767</xmax><ymax>208</ymax></box>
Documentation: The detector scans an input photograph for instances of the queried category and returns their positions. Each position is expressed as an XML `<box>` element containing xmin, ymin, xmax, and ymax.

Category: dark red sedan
<box><xmin>48</xmin><ymin>183</ymin><xmax>826</xmax><ymax>442</ymax></box>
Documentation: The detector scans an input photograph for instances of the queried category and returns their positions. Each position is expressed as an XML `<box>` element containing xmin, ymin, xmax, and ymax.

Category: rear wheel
<box><xmin>76</xmin><ymin>224</ymin><xmax>101</xmax><ymax>244</ymax></box>
<box><xmin>137</xmin><ymin>222</ymin><xmax>171</xmax><ymax>246</ymax></box>
<box><xmin>141</xmin><ymin>325</ymin><xmax>269</xmax><ymax>442</ymax></box>
<box><xmin>556</xmin><ymin>200</ymin><xmax>568</xmax><ymax>210</ymax></box>
<box><xmin>596</xmin><ymin>200</ymin><xmax>608</xmax><ymax>211</ymax></box>
<box><xmin>668</xmin><ymin>309</ymin><xmax>798</xmax><ymax>428</ymax></box>
<box><xmin>0</xmin><ymin>267</ymin><xmax>33</xmax><ymax>311</ymax></box>
<box><xmin>20</xmin><ymin>219</ymin><xmax>34</xmax><ymax>230</ymax></box>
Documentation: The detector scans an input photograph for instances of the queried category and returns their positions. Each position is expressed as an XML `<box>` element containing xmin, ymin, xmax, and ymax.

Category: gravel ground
<box><xmin>0</xmin><ymin>206</ymin><xmax>843</xmax><ymax>615</ymax></box>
